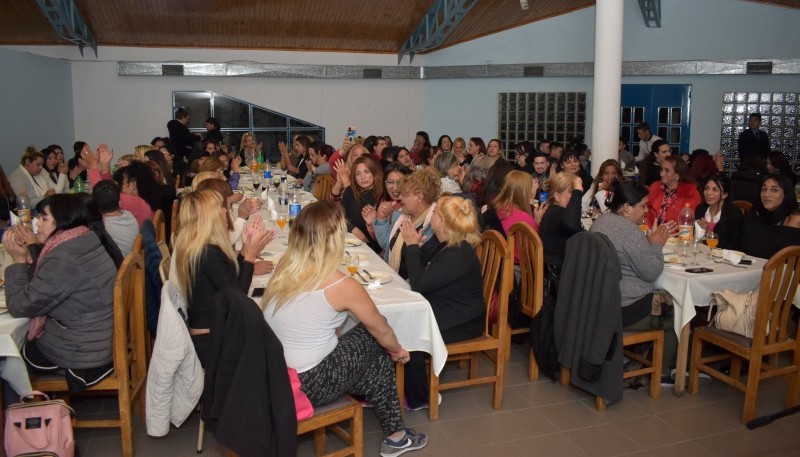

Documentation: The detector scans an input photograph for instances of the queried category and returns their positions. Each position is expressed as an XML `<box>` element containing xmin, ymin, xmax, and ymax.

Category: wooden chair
<box><xmin>30</xmin><ymin>253</ymin><xmax>148</xmax><ymax>457</ymax></box>
<box><xmin>313</xmin><ymin>174</ymin><xmax>335</xmax><ymax>201</ymax></box>
<box><xmin>688</xmin><ymin>246</ymin><xmax>800</xmax><ymax>423</ymax></box>
<box><xmin>297</xmin><ymin>395</ymin><xmax>364</xmax><ymax>457</ymax></box>
<box><xmin>132</xmin><ymin>233</ymin><xmax>143</xmax><ymax>258</ymax></box>
<box><xmin>731</xmin><ymin>200</ymin><xmax>753</xmax><ymax>215</ymax></box>
<box><xmin>561</xmin><ymin>330</ymin><xmax>664</xmax><ymax>410</ymax></box>
<box><xmin>428</xmin><ymin>230</ymin><xmax>511</xmax><ymax>421</ymax></box>
<box><xmin>152</xmin><ymin>209</ymin><xmax>166</xmax><ymax>244</ymax></box>
<box><xmin>506</xmin><ymin>222</ymin><xmax>544</xmax><ymax>379</ymax></box>
<box><xmin>170</xmin><ymin>198</ymin><xmax>180</xmax><ymax>248</ymax></box>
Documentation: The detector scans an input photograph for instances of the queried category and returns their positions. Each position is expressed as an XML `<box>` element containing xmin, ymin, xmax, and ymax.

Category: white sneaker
<box><xmin>670</xmin><ymin>369</ymin><xmax>712</xmax><ymax>388</ymax></box>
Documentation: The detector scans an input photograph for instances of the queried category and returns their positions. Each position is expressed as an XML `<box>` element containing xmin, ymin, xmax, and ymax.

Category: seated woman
<box><xmin>638</xmin><ymin>140</ymin><xmax>672</xmax><ymax>187</ymax></box>
<box><xmin>3</xmin><ymin>194</ymin><xmax>116</xmax><ymax>392</ymax></box>
<box><xmin>262</xmin><ymin>200</ymin><xmax>427</xmax><ymax>455</ymax></box>
<box><xmin>538</xmin><ymin>172</ymin><xmax>584</xmax><ymax>273</ymax></box>
<box><xmin>581</xmin><ymin>159</ymin><xmax>623</xmax><ymax>215</ymax></box>
<box><xmin>485</xmin><ymin>170</ymin><xmax>541</xmax><ymax>237</ymax></box>
<box><xmin>765</xmin><ymin>150</ymin><xmax>798</xmax><ymax>186</ymax></box>
<box><xmin>401</xmin><ymin>196</ymin><xmax>485</xmax><ymax>410</ymax></box>
<box><xmin>589</xmin><ymin>181</ymin><xmax>678</xmax><ymax>378</ymax></box>
<box><xmin>199</xmin><ymin>156</ymin><xmax>240</xmax><ymax>191</ymax></box>
<box><xmin>194</xmin><ymin>177</ymin><xmax>259</xmax><ymax>247</ymax></box>
<box><xmin>742</xmin><ymin>173</ymin><xmax>800</xmax><ymax>259</ymax></box>
<box><xmin>513</xmin><ymin>141</ymin><xmax>536</xmax><ymax>174</ymax></box>
<box><xmin>0</xmin><ymin>165</ymin><xmax>18</xmax><ymax>224</ymax></box>
<box><xmin>302</xmin><ymin>142</ymin><xmax>333</xmax><ymax>192</ymax></box>
<box><xmin>8</xmin><ymin>147</ymin><xmax>59</xmax><ymax>207</ymax></box>
<box><xmin>694</xmin><ymin>173</ymin><xmax>743</xmax><ymax>250</ymax></box>
<box><xmin>173</xmin><ymin>190</ymin><xmax>273</xmax><ymax>367</ymax></box>
<box><xmin>434</xmin><ymin>152</ymin><xmax>464</xmax><ymax>194</ymax></box>
<box><xmin>361</xmin><ymin>162</ymin><xmax>412</xmax><ymax>248</ymax></box>
<box><xmin>372</xmin><ymin>167</ymin><xmax>440</xmax><ymax>279</ymax></box>
<box><xmin>279</xmin><ymin>134</ymin><xmax>310</xmax><ymax>178</ymax></box>
<box><xmin>460</xmin><ymin>153</ymin><xmax>493</xmax><ymax>201</ymax></box>
<box><xmin>41</xmin><ymin>147</ymin><xmax>70</xmax><ymax>192</ymax></box>
<box><xmin>646</xmin><ymin>155</ymin><xmax>701</xmax><ymax>226</ymax></box>
<box><xmin>558</xmin><ymin>150</ymin><xmax>593</xmax><ymax>197</ymax></box>
<box><xmin>338</xmin><ymin>156</ymin><xmax>383</xmax><ymax>252</ymax></box>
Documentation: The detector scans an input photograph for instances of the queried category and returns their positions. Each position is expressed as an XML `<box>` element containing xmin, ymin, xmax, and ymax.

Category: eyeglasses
<box><xmin>385</xmin><ymin>180</ymin><xmax>400</xmax><ymax>186</ymax></box>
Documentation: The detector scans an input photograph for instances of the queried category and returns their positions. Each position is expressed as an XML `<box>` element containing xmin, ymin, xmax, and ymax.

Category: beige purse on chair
<box><xmin>708</xmin><ymin>290</ymin><xmax>759</xmax><ymax>338</ymax></box>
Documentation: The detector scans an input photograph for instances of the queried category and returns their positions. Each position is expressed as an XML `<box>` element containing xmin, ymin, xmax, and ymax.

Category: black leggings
<box><xmin>297</xmin><ymin>324</ymin><xmax>405</xmax><ymax>436</ymax></box>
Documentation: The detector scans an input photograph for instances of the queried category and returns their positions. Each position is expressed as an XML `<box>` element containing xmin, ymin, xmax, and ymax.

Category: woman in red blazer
<box><xmin>646</xmin><ymin>155</ymin><xmax>701</xmax><ymax>226</ymax></box>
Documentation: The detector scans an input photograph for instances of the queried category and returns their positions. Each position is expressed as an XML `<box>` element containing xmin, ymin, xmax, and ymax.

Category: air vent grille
<box><xmin>162</xmin><ymin>64</ymin><xmax>185</xmax><ymax>76</ymax></box>
<box><xmin>746</xmin><ymin>62</ymin><xmax>773</xmax><ymax>75</ymax></box>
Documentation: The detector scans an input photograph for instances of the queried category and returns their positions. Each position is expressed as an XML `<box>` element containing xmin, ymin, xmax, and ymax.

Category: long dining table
<box><xmin>238</xmin><ymin>174</ymin><xmax>449</xmax><ymax>377</ymax></box>
<box><xmin>655</xmin><ymin>248</ymin><xmax>800</xmax><ymax>395</ymax></box>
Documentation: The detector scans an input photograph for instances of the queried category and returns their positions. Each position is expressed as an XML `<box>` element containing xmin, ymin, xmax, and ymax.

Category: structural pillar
<box><xmin>590</xmin><ymin>0</ymin><xmax>624</xmax><ymax>177</ymax></box>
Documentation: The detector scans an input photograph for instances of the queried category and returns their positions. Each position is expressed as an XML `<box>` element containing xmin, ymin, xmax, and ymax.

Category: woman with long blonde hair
<box><xmin>399</xmin><ymin>196</ymin><xmax>486</xmax><ymax>409</ymax></box>
<box><xmin>173</xmin><ymin>190</ymin><xmax>273</xmax><ymax>366</ymax></box>
<box><xmin>239</xmin><ymin>132</ymin><xmax>262</xmax><ymax>165</ymax></box>
<box><xmin>262</xmin><ymin>200</ymin><xmax>427</xmax><ymax>456</ymax></box>
<box><xmin>489</xmin><ymin>170</ymin><xmax>542</xmax><ymax>234</ymax></box>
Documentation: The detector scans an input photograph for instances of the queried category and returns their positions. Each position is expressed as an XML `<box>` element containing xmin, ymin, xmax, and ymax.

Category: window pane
<box><xmin>289</xmin><ymin>130</ymin><xmax>324</xmax><ymax>143</ymax></box>
<box><xmin>658</xmin><ymin>107</ymin><xmax>669</xmax><ymax>124</ymax></box>
<box><xmin>174</xmin><ymin>92</ymin><xmax>211</xmax><ymax>129</ymax></box>
<box><xmin>670</xmin><ymin>127</ymin><xmax>681</xmax><ymax>144</ymax></box>
<box><xmin>253</xmin><ymin>107</ymin><xmax>287</xmax><ymax>128</ymax></box>
<box><xmin>214</xmin><ymin>96</ymin><xmax>250</xmax><ymax>129</ymax></box>
<box><xmin>671</xmin><ymin>107</ymin><xmax>682</xmax><ymax>124</ymax></box>
<box><xmin>621</xmin><ymin>107</ymin><xmax>632</xmax><ymax>124</ymax></box>
<box><xmin>620</xmin><ymin>126</ymin><xmax>631</xmax><ymax>142</ymax></box>
<box><xmin>657</xmin><ymin>127</ymin><xmax>668</xmax><ymax>140</ymax></box>
<box><xmin>633</xmin><ymin>107</ymin><xmax>645</xmax><ymax>124</ymax></box>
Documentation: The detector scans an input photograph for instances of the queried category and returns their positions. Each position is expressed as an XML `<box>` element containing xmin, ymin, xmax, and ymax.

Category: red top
<box><xmin>646</xmin><ymin>181</ymin><xmax>701</xmax><ymax>226</ymax></box>
<box><xmin>87</xmin><ymin>168</ymin><xmax>153</xmax><ymax>227</ymax></box>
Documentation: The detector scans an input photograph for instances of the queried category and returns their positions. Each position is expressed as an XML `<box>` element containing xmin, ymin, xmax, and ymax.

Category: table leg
<box><xmin>673</xmin><ymin>323</ymin><xmax>691</xmax><ymax>396</ymax></box>
<box><xmin>395</xmin><ymin>362</ymin><xmax>404</xmax><ymax>418</ymax></box>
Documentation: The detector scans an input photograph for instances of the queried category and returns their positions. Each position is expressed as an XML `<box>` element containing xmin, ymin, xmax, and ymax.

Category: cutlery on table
<box><xmin>362</xmin><ymin>269</ymin><xmax>375</xmax><ymax>280</ymax></box>
<box><xmin>355</xmin><ymin>271</ymin><xmax>369</xmax><ymax>283</ymax></box>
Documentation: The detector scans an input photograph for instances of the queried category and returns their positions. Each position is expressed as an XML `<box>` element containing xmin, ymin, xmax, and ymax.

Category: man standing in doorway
<box><xmin>737</xmin><ymin>113</ymin><xmax>771</xmax><ymax>161</ymax></box>
<box><xmin>635</xmin><ymin>122</ymin><xmax>661</xmax><ymax>163</ymax></box>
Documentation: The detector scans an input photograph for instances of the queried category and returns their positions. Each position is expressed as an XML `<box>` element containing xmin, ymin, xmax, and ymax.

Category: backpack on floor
<box><xmin>4</xmin><ymin>391</ymin><xmax>75</xmax><ymax>457</ymax></box>
<box><xmin>530</xmin><ymin>297</ymin><xmax>560</xmax><ymax>381</ymax></box>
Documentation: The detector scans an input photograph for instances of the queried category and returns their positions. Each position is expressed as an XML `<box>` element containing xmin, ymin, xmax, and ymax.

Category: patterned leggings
<box><xmin>297</xmin><ymin>324</ymin><xmax>405</xmax><ymax>436</ymax></box>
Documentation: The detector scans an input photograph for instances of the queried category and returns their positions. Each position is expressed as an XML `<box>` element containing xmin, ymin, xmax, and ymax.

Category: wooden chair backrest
<box><xmin>132</xmin><ymin>234</ymin><xmax>143</xmax><ymax>258</ymax></box>
<box><xmin>508</xmin><ymin>222</ymin><xmax>544</xmax><ymax>317</ymax></box>
<box><xmin>170</xmin><ymin>199</ymin><xmax>180</xmax><ymax>242</ymax></box>
<box><xmin>114</xmin><ymin>253</ymin><xmax>148</xmax><ymax>403</ymax></box>
<box><xmin>754</xmin><ymin>246</ymin><xmax>800</xmax><ymax>348</ymax></box>
<box><xmin>731</xmin><ymin>200</ymin><xmax>753</xmax><ymax>215</ymax></box>
<box><xmin>153</xmin><ymin>209</ymin><xmax>166</xmax><ymax>244</ymax></box>
<box><xmin>313</xmin><ymin>174</ymin><xmax>335</xmax><ymax>200</ymax></box>
<box><xmin>475</xmin><ymin>230</ymin><xmax>513</xmax><ymax>334</ymax></box>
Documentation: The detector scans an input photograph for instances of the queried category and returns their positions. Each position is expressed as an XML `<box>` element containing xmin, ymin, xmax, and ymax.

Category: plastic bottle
<box><xmin>263</xmin><ymin>162</ymin><xmax>272</xmax><ymax>180</ymax></box>
<box><xmin>288</xmin><ymin>190</ymin><xmax>301</xmax><ymax>220</ymax></box>
<box><xmin>16</xmin><ymin>193</ymin><xmax>31</xmax><ymax>227</ymax></box>
<box><xmin>678</xmin><ymin>203</ymin><xmax>694</xmax><ymax>242</ymax></box>
<box><xmin>73</xmin><ymin>176</ymin><xmax>85</xmax><ymax>194</ymax></box>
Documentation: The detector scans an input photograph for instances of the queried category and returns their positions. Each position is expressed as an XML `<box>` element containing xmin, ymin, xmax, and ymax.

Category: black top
<box><xmin>639</xmin><ymin>160</ymin><xmax>662</xmax><ymax>187</ymax></box>
<box><xmin>167</xmin><ymin>119</ymin><xmax>195</xmax><ymax>162</ymax></box>
<box><xmin>539</xmin><ymin>189</ymin><xmax>584</xmax><ymax>270</ymax></box>
<box><xmin>737</xmin><ymin>128</ymin><xmax>770</xmax><ymax>161</ymax></box>
<box><xmin>405</xmin><ymin>241</ymin><xmax>485</xmax><ymax>342</ymax></box>
<box><xmin>741</xmin><ymin>211</ymin><xmax>800</xmax><ymax>260</ymax></box>
<box><xmin>514</xmin><ymin>163</ymin><xmax>535</xmax><ymax>175</ymax></box>
<box><xmin>340</xmin><ymin>187</ymin><xmax>381</xmax><ymax>253</ymax></box>
<box><xmin>204</xmin><ymin>128</ymin><xmax>223</xmax><ymax>144</ymax></box>
<box><xmin>188</xmin><ymin>245</ymin><xmax>254</xmax><ymax>329</ymax></box>
<box><xmin>693</xmin><ymin>201</ymin><xmax>744</xmax><ymax>250</ymax></box>
<box><xmin>729</xmin><ymin>167</ymin><xmax>764</xmax><ymax>205</ymax></box>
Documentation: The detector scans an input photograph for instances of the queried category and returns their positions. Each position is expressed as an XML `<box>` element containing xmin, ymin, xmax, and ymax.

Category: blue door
<box><xmin>620</xmin><ymin>84</ymin><xmax>692</xmax><ymax>156</ymax></box>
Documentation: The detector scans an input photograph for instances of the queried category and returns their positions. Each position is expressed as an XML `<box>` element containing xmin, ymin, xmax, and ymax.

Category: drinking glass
<box><xmin>690</xmin><ymin>236</ymin><xmax>702</xmax><ymax>266</ymax></box>
<box><xmin>276</xmin><ymin>212</ymin><xmax>288</xmax><ymax>238</ymax></box>
<box><xmin>638</xmin><ymin>218</ymin><xmax>649</xmax><ymax>235</ymax></box>
<box><xmin>345</xmin><ymin>254</ymin><xmax>360</xmax><ymax>277</ymax></box>
<box><xmin>706</xmin><ymin>232</ymin><xmax>718</xmax><ymax>260</ymax></box>
<box><xmin>251</xmin><ymin>172</ymin><xmax>261</xmax><ymax>195</ymax></box>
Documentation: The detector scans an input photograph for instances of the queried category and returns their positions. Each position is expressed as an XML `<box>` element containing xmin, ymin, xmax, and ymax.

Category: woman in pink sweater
<box><xmin>490</xmin><ymin>171</ymin><xmax>545</xmax><ymax>262</ymax></box>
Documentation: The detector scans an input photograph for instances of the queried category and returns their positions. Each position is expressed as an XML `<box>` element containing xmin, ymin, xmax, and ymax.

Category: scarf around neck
<box><xmin>388</xmin><ymin>202</ymin><xmax>436</xmax><ymax>272</ymax></box>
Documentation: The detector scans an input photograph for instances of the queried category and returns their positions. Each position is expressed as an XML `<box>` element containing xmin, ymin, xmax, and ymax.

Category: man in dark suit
<box><xmin>737</xmin><ymin>113</ymin><xmax>770</xmax><ymax>161</ymax></box>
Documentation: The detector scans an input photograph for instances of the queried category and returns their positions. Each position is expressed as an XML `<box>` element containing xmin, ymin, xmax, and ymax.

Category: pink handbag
<box><xmin>287</xmin><ymin>368</ymin><xmax>314</xmax><ymax>421</ymax></box>
<box><xmin>4</xmin><ymin>391</ymin><xmax>75</xmax><ymax>457</ymax></box>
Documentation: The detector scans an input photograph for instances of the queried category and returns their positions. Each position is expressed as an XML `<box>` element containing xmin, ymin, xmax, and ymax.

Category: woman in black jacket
<box><xmin>400</xmin><ymin>195</ymin><xmax>485</xmax><ymax>410</ymax></box>
<box><xmin>538</xmin><ymin>172</ymin><xmax>584</xmax><ymax>273</ymax></box>
<box><xmin>694</xmin><ymin>173</ymin><xmax>743</xmax><ymax>250</ymax></box>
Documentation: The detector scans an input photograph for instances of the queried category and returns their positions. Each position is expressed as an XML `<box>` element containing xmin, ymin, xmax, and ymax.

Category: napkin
<box><xmin>722</xmin><ymin>249</ymin><xmax>743</xmax><ymax>265</ymax></box>
<box><xmin>366</xmin><ymin>280</ymin><xmax>382</xmax><ymax>291</ymax></box>
<box><xmin>264</xmin><ymin>195</ymin><xmax>278</xmax><ymax>220</ymax></box>
<box><xmin>9</xmin><ymin>213</ymin><xmax>38</xmax><ymax>234</ymax></box>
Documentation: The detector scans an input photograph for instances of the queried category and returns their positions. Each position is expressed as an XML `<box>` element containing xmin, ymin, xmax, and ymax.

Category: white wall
<box><xmin>3</xmin><ymin>0</ymin><xmax>799</xmax><ymax>158</ymax></box>
<box><xmin>0</xmin><ymin>49</ymin><xmax>74</xmax><ymax>174</ymax></box>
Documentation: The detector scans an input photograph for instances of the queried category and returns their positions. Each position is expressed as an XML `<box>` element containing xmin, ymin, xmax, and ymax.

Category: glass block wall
<box><xmin>498</xmin><ymin>92</ymin><xmax>587</xmax><ymax>158</ymax></box>
<box><xmin>719</xmin><ymin>92</ymin><xmax>799</xmax><ymax>173</ymax></box>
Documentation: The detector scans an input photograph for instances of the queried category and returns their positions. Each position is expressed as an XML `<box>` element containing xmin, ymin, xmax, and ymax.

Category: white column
<box><xmin>590</xmin><ymin>0</ymin><xmax>624</xmax><ymax>177</ymax></box>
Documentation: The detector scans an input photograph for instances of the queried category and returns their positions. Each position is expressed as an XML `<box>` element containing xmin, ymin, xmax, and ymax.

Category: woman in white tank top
<box><xmin>262</xmin><ymin>200</ymin><xmax>428</xmax><ymax>457</ymax></box>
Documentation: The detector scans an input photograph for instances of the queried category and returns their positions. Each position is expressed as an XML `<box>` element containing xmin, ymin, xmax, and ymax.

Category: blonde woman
<box><xmin>538</xmin><ymin>172</ymin><xmax>584</xmax><ymax>273</ymax></box>
<box><xmin>239</xmin><ymin>132</ymin><xmax>262</xmax><ymax>166</ymax></box>
<box><xmin>8</xmin><ymin>147</ymin><xmax>63</xmax><ymax>207</ymax></box>
<box><xmin>134</xmin><ymin>145</ymin><xmax>151</xmax><ymax>161</ymax></box>
<box><xmin>173</xmin><ymin>190</ymin><xmax>273</xmax><ymax>367</ymax></box>
<box><xmin>400</xmin><ymin>196</ymin><xmax>486</xmax><ymax>409</ymax></box>
<box><xmin>489</xmin><ymin>170</ymin><xmax>542</xmax><ymax>235</ymax></box>
<box><xmin>262</xmin><ymin>200</ymin><xmax>428</xmax><ymax>456</ymax></box>
<box><xmin>453</xmin><ymin>137</ymin><xmax>470</xmax><ymax>166</ymax></box>
<box><xmin>371</xmin><ymin>167</ymin><xmax>440</xmax><ymax>278</ymax></box>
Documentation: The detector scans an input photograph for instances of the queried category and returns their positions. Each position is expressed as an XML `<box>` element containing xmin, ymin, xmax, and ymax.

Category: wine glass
<box><xmin>272</xmin><ymin>176</ymin><xmax>281</xmax><ymax>193</ymax></box>
<box><xmin>345</xmin><ymin>254</ymin><xmax>360</xmax><ymax>277</ymax></box>
<box><xmin>706</xmin><ymin>231</ymin><xmax>719</xmax><ymax>260</ymax></box>
<box><xmin>638</xmin><ymin>218</ymin><xmax>649</xmax><ymax>235</ymax></box>
<box><xmin>276</xmin><ymin>212</ymin><xmax>288</xmax><ymax>238</ymax></box>
<box><xmin>689</xmin><ymin>235</ymin><xmax>702</xmax><ymax>266</ymax></box>
<box><xmin>251</xmin><ymin>173</ymin><xmax>261</xmax><ymax>195</ymax></box>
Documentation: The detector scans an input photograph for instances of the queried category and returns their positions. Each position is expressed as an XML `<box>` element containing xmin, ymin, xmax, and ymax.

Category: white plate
<box><xmin>711</xmin><ymin>249</ymin><xmax>744</xmax><ymax>258</ymax></box>
<box><xmin>341</xmin><ymin>254</ymin><xmax>368</xmax><ymax>264</ymax></box>
<box><xmin>664</xmin><ymin>255</ymin><xmax>682</xmax><ymax>265</ymax></box>
<box><xmin>353</xmin><ymin>271</ymin><xmax>392</xmax><ymax>285</ymax></box>
<box><xmin>345</xmin><ymin>237</ymin><xmax>363</xmax><ymax>247</ymax></box>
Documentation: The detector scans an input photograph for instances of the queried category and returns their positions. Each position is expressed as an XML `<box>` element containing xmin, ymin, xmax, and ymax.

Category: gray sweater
<box><xmin>103</xmin><ymin>210</ymin><xmax>139</xmax><ymax>257</ymax></box>
<box><xmin>5</xmin><ymin>231</ymin><xmax>116</xmax><ymax>369</ymax></box>
<box><xmin>589</xmin><ymin>213</ymin><xmax>664</xmax><ymax>307</ymax></box>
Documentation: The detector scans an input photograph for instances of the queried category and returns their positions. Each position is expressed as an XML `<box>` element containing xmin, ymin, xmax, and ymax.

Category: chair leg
<box><xmin>353</xmin><ymin>401</ymin><xmax>364</xmax><ymax>457</ymax></box>
<box><xmin>528</xmin><ymin>348</ymin><xmax>539</xmax><ymax>382</ymax></box>
<box><xmin>428</xmin><ymin>370</ymin><xmax>440</xmax><ymax>421</ymax></box>
<box><xmin>469</xmin><ymin>353</ymin><xmax>479</xmax><ymax>380</ymax></box>
<box><xmin>742</xmin><ymin>356</ymin><xmax>763</xmax><ymax>423</ymax></box>
<box><xmin>560</xmin><ymin>366</ymin><xmax>570</xmax><ymax>387</ymax></box>
<box><xmin>504</xmin><ymin>323</ymin><xmax>512</xmax><ymax>363</ymax></box>
<box><xmin>118</xmin><ymin>386</ymin><xmax>134</xmax><ymax>457</ymax></box>
<box><xmin>789</xmin><ymin>345</ymin><xmax>800</xmax><ymax>409</ymax></box>
<box><xmin>197</xmin><ymin>419</ymin><xmax>205</xmax><ymax>454</ymax></box>
<box><xmin>687</xmin><ymin>332</ymin><xmax>703</xmax><ymax>395</ymax></box>
<box><xmin>730</xmin><ymin>357</ymin><xmax>742</xmax><ymax>382</ymax></box>
<box><xmin>395</xmin><ymin>362</ymin><xmax>405</xmax><ymax>418</ymax></box>
<box><xmin>492</xmin><ymin>346</ymin><xmax>505</xmax><ymax>410</ymax></box>
<box><xmin>649</xmin><ymin>332</ymin><xmax>663</xmax><ymax>400</ymax></box>
<box><xmin>595</xmin><ymin>396</ymin><xmax>606</xmax><ymax>411</ymax></box>
<box><xmin>313</xmin><ymin>428</ymin><xmax>327</xmax><ymax>456</ymax></box>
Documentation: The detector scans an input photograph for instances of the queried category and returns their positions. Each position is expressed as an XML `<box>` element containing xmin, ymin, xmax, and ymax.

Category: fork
<box><xmin>362</xmin><ymin>269</ymin><xmax>375</xmax><ymax>280</ymax></box>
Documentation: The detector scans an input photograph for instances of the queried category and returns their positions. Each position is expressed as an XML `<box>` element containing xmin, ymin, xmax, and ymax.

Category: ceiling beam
<box><xmin>638</xmin><ymin>0</ymin><xmax>661</xmax><ymax>27</ymax></box>
<box><xmin>398</xmin><ymin>0</ymin><xmax>478</xmax><ymax>64</ymax></box>
<box><xmin>35</xmin><ymin>0</ymin><xmax>97</xmax><ymax>57</ymax></box>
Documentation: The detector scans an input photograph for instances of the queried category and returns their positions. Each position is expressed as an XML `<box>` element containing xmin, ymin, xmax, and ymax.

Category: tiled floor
<box><xmin>72</xmin><ymin>342</ymin><xmax>800</xmax><ymax>456</ymax></box>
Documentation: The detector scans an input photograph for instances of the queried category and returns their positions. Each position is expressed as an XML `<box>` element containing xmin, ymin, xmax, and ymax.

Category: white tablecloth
<box><xmin>239</xmin><ymin>177</ymin><xmax>449</xmax><ymax>375</ymax></box>
<box><xmin>0</xmin><ymin>309</ymin><xmax>32</xmax><ymax>396</ymax></box>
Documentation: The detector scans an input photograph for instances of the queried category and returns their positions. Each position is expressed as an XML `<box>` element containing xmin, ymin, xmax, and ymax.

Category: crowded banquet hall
<box><xmin>1</xmin><ymin>1</ymin><xmax>800</xmax><ymax>456</ymax></box>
